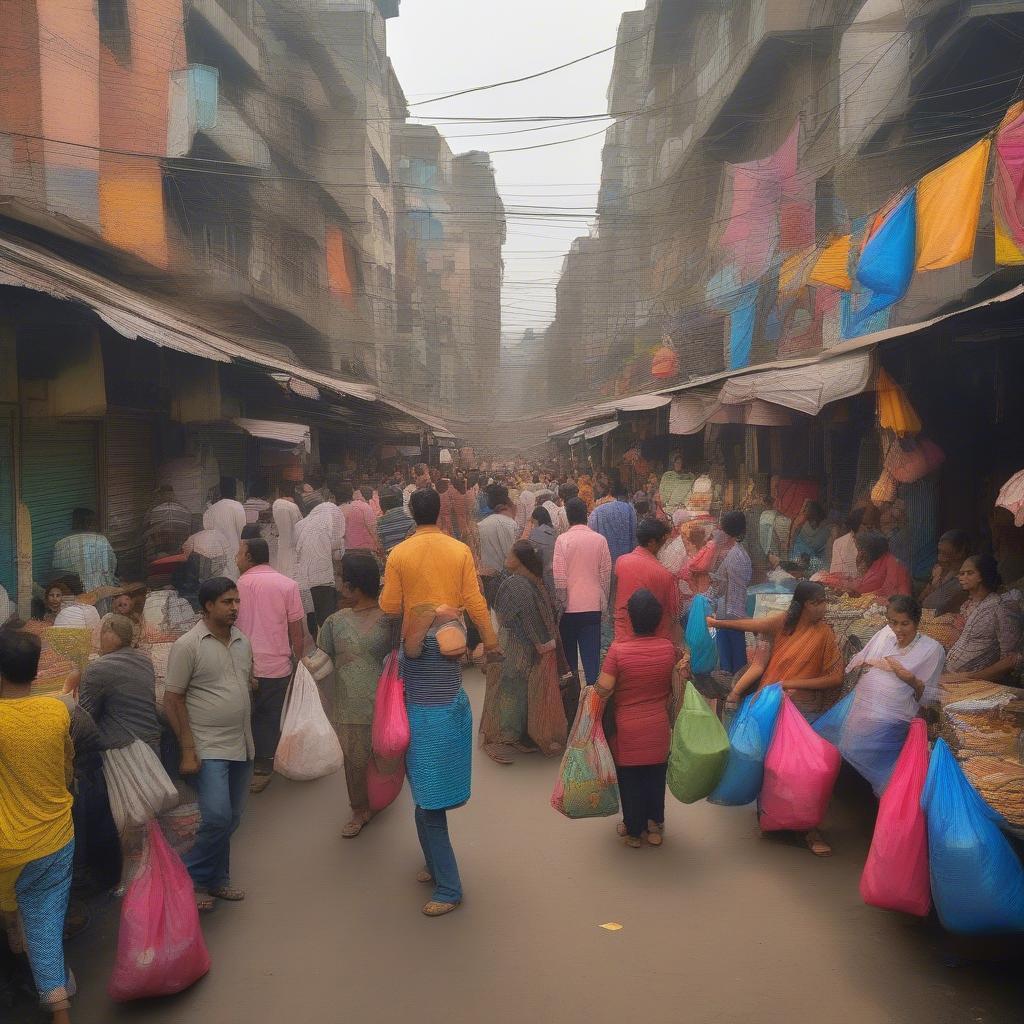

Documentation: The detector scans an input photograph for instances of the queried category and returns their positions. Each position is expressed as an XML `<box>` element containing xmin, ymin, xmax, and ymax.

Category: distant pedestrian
<box><xmin>613</xmin><ymin>519</ymin><xmax>680</xmax><ymax>643</ymax></box>
<box><xmin>478</xmin><ymin>485</ymin><xmax>519</xmax><ymax>606</ymax></box>
<box><xmin>204</xmin><ymin>478</ymin><xmax>246</xmax><ymax>582</ymax></box>
<box><xmin>337</xmin><ymin>482</ymin><xmax>378</xmax><ymax>558</ymax></box>
<box><xmin>708</xmin><ymin>510</ymin><xmax>753</xmax><ymax>674</ymax></box>
<box><xmin>377</xmin><ymin>487</ymin><xmax>415</xmax><ymax>558</ymax></box>
<box><xmin>295</xmin><ymin>499</ymin><xmax>346</xmax><ymax>634</ymax></box>
<box><xmin>52</xmin><ymin>507</ymin><xmax>117</xmax><ymax>592</ymax></box>
<box><xmin>588</xmin><ymin>482</ymin><xmax>638</xmax><ymax>567</ymax></box>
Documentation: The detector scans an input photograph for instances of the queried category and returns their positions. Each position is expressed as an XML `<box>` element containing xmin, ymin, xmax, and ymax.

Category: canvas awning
<box><xmin>234</xmin><ymin>418</ymin><xmax>310</xmax><ymax>450</ymax></box>
<box><xmin>669</xmin><ymin>388</ymin><xmax>723</xmax><ymax>435</ymax></box>
<box><xmin>583</xmin><ymin>419</ymin><xmax>619</xmax><ymax>440</ymax></box>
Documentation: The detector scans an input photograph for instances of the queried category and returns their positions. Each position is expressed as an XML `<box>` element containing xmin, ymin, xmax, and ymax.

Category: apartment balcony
<box><xmin>204</xmin><ymin>94</ymin><xmax>272</xmax><ymax>169</ymax></box>
<box><xmin>192</xmin><ymin>0</ymin><xmax>261</xmax><ymax>75</ymax></box>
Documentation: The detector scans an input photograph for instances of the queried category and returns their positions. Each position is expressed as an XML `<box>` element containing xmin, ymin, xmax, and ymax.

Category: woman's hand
<box><xmin>706</xmin><ymin>616</ymin><xmax>720</xmax><ymax>630</ymax></box>
<box><xmin>62</xmin><ymin>669</ymin><xmax>81</xmax><ymax>697</ymax></box>
<box><xmin>535</xmin><ymin>639</ymin><xmax>556</xmax><ymax>655</ymax></box>
<box><xmin>881</xmin><ymin>656</ymin><xmax>918</xmax><ymax>689</ymax></box>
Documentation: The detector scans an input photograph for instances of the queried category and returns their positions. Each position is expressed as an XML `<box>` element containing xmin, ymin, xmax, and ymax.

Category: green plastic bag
<box><xmin>667</xmin><ymin>682</ymin><xmax>731</xmax><ymax>804</ymax></box>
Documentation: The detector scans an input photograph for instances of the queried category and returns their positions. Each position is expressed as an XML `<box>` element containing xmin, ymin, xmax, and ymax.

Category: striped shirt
<box><xmin>378</xmin><ymin>507</ymin><xmax>415</xmax><ymax>555</ymax></box>
<box><xmin>400</xmin><ymin>632</ymin><xmax>463</xmax><ymax>705</ymax></box>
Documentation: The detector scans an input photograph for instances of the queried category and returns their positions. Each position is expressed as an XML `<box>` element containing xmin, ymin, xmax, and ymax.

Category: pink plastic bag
<box><xmin>367</xmin><ymin>755</ymin><xmax>406</xmax><ymax>812</ymax></box>
<box><xmin>860</xmin><ymin>718</ymin><xmax>931</xmax><ymax>916</ymax></box>
<box><xmin>108</xmin><ymin>821</ymin><xmax>210</xmax><ymax>1002</ymax></box>
<box><xmin>372</xmin><ymin>652</ymin><xmax>410</xmax><ymax>760</ymax></box>
<box><xmin>759</xmin><ymin>696</ymin><xmax>841</xmax><ymax>832</ymax></box>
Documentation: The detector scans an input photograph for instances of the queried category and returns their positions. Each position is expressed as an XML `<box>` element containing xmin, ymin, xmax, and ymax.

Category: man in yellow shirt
<box><xmin>0</xmin><ymin>630</ymin><xmax>76</xmax><ymax>1023</ymax></box>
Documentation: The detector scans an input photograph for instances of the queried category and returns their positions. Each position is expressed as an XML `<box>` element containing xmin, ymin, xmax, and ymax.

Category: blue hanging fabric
<box><xmin>685</xmin><ymin>594</ymin><xmax>718</xmax><ymax>676</ymax></box>
<box><xmin>854</xmin><ymin>188</ymin><xmax>917</xmax><ymax>321</ymax></box>
<box><xmin>728</xmin><ymin>283</ymin><xmax>759</xmax><ymax>369</ymax></box>
<box><xmin>920</xmin><ymin>739</ymin><xmax>1024</xmax><ymax>934</ymax></box>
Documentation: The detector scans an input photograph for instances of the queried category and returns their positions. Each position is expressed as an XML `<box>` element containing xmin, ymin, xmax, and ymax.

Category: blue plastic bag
<box><xmin>708</xmin><ymin>683</ymin><xmax>783</xmax><ymax>806</ymax></box>
<box><xmin>920</xmin><ymin>739</ymin><xmax>1024</xmax><ymax>935</ymax></box>
<box><xmin>686</xmin><ymin>594</ymin><xmax>718</xmax><ymax>676</ymax></box>
<box><xmin>812</xmin><ymin>691</ymin><xmax>854</xmax><ymax>746</ymax></box>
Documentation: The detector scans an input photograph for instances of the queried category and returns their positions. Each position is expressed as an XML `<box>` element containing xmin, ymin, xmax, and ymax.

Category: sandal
<box><xmin>210</xmin><ymin>886</ymin><xmax>246</xmax><ymax>901</ymax></box>
<box><xmin>422</xmin><ymin>900</ymin><xmax>461</xmax><ymax>917</ymax></box>
<box><xmin>249</xmin><ymin>773</ymin><xmax>272</xmax><ymax>794</ymax></box>
<box><xmin>484</xmin><ymin>743</ymin><xmax>514</xmax><ymax>765</ymax></box>
<box><xmin>342</xmin><ymin>814</ymin><xmax>370</xmax><ymax>838</ymax></box>
<box><xmin>416</xmin><ymin>868</ymin><xmax>434</xmax><ymax>884</ymax></box>
<box><xmin>624</xmin><ymin>836</ymin><xmax>642</xmax><ymax>849</ymax></box>
<box><xmin>805</xmin><ymin>831</ymin><xmax>833</xmax><ymax>858</ymax></box>
<box><xmin>195</xmin><ymin>891</ymin><xmax>215</xmax><ymax>912</ymax></box>
<box><xmin>616</xmin><ymin>821</ymin><xmax>627</xmax><ymax>837</ymax></box>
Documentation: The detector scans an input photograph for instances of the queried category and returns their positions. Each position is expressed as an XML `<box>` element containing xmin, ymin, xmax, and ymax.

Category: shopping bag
<box><xmin>759</xmin><ymin>696</ymin><xmax>841</xmax><ymax>832</ymax></box>
<box><xmin>860</xmin><ymin>719</ymin><xmax>931</xmax><ymax>916</ymax></box>
<box><xmin>685</xmin><ymin>594</ymin><xmax>718</xmax><ymax>675</ymax></box>
<box><xmin>708</xmin><ymin>683</ymin><xmax>783</xmax><ymax>806</ymax></box>
<box><xmin>108</xmin><ymin>822</ymin><xmax>211</xmax><ymax>1001</ymax></box>
<box><xmin>367</xmin><ymin>755</ymin><xmax>406</xmax><ymax>812</ymax></box>
<box><xmin>667</xmin><ymin>681</ymin><xmax>730</xmax><ymax>804</ymax></box>
<box><xmin>812</xmin><ymin>690</ymin><xmax>854</xmax><ymax>747</ymax></box>
<box><xmin>102</xmin><ymin>739</ymin><xmax>181</xmax><ymax>834</ymax></box>
<box><xmin>371</xmin><ymin>652</ymin><xmax>410</xmax><ymax>761</ymax></box>
<box><xmin>920</xmin><ymin>739</ymin><xmax>1024</xmax><ymax>934</ymax></box>
<box><xmin>551</xmin><ymin>686</ymin><xmax>619</xmax><ymax>819</ymax></box>
<box><xmin>274</xmin><ymin>663</ymin><xmax>344</xmax><ymax>781</ymax></box>
<box><xmin>527</xmin><ymin>651</ymin><xmax>568</xmax><ymax>756</ymax></box>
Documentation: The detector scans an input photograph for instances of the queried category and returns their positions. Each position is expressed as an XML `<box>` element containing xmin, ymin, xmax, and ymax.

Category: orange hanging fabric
<box><xmin>808</xmin><ymin>234</ymin><xmax>852</xmax><ymax>290</ymax></box>
<box><xmin>915</xmin><ymin>137</ymin><xmax>992</xmax><ymax>271</ymax></box>
<box><xmin>876</xmin><ymin>368</ymin><xmax>922</xmax><ymax>437</ymax></box>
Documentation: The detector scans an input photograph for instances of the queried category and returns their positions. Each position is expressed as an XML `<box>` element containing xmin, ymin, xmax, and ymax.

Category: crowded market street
<box><xmin>58</xmin><ymin>670</ymin><xmax>1023</xmax><ymax>1024</ymax></box>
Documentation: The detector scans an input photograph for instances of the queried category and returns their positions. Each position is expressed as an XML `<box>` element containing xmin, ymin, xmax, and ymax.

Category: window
<box><xmin>98</xmin><ymin>0</ymin><xmax>130</xmax><ymax>62</ymax></box>
<box><xmin>372</xmin><ymin>198</ymin><xmax>391</xmax><ymax>242</ymax></box>
<box><xmin>282</xmin><ymin>235</ymin><xmax>317</xmax><ymax>294</ymax></box>
<box><xmin>371</xmin><ymin>147</ymin><xmax>391</xmax><ymax>186</ymax></box>
<box><xmin>378</xmin><ymin>265</ymin><xmax>393</xmax><ymax>292</ymax></box>
<box><xmin>190</xmin><ymin>221</ymin><xmax>248</xmax><ymax>276</ymax></box>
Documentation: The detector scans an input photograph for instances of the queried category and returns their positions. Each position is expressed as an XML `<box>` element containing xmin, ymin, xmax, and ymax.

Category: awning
<box><xmin>669</xmin><ymin>388</ymin><xmax>723</xmax><ymax>435</ymax></box>
<box><xmin>584</xmin><ymin>419</ymin><xmax>619</xmax><ymax>441</ymax></box>
<box><xmin>234</xmin><ymin>418</ymin><xmax>310</xmax><ymax>451</ymax></box>
<box><xmin>717</xmin><ymin>350</ymin><xmax>873</xmax><ymax>416</ymax></box>
<box><xmin>568</xmin><ymin>431</ymin><xmax>584</xmax><ymax>447</ymax></box>
<box><xmin>593</xmin><ymin>393</ymin><xmax>673</xmax><ymax>415</ymax></box>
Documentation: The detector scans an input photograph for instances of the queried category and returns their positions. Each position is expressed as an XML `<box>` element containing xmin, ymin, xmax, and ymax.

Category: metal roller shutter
<box><xmin>104</xmin><ymin>415</ymin><xmax>156</xmax><ymax>580</ymax></box>
<box><xmin>189</xmin><ymin>425</ymin><xmax>248</xmax><ymax>487</ymax></box>
<box><xmin>0</xmin><ymin>409</ymin><xmax>15</xmax><ymax>593</ymax></box>
<box><xmin>21</xmin><ymin>420</ymin><xmax>99</xmax><ymax>582</ymax></box>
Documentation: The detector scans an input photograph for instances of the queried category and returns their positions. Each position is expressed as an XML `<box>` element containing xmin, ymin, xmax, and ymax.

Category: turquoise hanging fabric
<box><xmin>728</xmin><ymin>283</ymin><xmax>759</xmax><ymax>369</ymax></box>
<box><xmin>854</xmin><ymin>189</ymin><xmax>917</xmax><ymax>321</ymax></box>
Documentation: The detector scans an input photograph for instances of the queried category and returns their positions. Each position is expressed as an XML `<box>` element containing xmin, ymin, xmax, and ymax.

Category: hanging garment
<box><xmin>993</xmin><ymin>101</ymin><xmax>1024</xmax><ymax>266</ymax></box>
<box><xmin>855</xmin><ymin>189</ymin><xmax>917</xmax><ymax>321</ymax></box>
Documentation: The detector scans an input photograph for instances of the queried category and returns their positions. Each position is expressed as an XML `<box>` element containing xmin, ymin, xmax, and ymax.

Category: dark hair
<box><xmin>380</xmin><ymin>487</ymin><xmax>403</xmax><ymax>512</ymax></box>
<box><xmin>409</xmin><ymin>488</ymin><xmax>441</xmax><ymax>526</ymax></box>
<box><xmin>635</xmin><ymin>499</ymin><xmax>651</xmax><ymax>517</ymax></box>
<box><xmin>566</xmin><ymin>497</ymin><xmax>588</xmax><ymax>526</ymax></box>
<box><xmin>783</xmin><ymin>581</ymin><xmax>827</xmax><ymax>634</ymax></box>
<box><xmin>218</xmin><ymin>476</ymin><xmax>237</xmax><ymax>501</ymax></box>
<box><xmin>559</xmin><ymin>483</ymin><xmax>578</xmax><ymax>503</ymax></box>
<box><xmin>198</xmin><ymin>577</ymin><xmax>238</xmax><ymax>614</ymax></box>
<box><xmin>627</xmin><ymin>588</ymin><xmax>662</xmax><ymax>636</ymax></box>
<box><xmin>249</xmin><ymin>478</ymin><xmax>270</xmax><ymax>500</ymax></box>
<box><xmin>856</xmin><ymin>531</ymin><xmax>889</xmax><ymax>566</ymax></box>
<box><xmin>341</xmin><ymin>552</ymin><xmax>381</xmax><ymax>598</ymax></box>
<box><xmin>964</xmin><ymin>553</ymin><xmax>1002</xmax><ymax>591</ymax></box>
<box><xmin>0</xmin><ymin>629</ymin><xmax>41</xmax><ymax>684</ymax></box>
<box><xmin>721</xmin><ymin>509</ymin><xmax>746</xmax><ymax>539</ymax></box>
<box><xmin>531</xmin><ymin>505</ymin><xmax>552</xmax><ymax>527</ymax></box>
<box><xmin>306</xmin><ymin>468</ymin><xmax>325</xmax><ymax>489</ymax></box>
<box><xmin>467</xmin><ymin>471</ymin><xmax>480</xmax><ymax>489</ymax></box>
<box><xmin>887</xmin><ymin>594</ymin><xmax>922</xmax><ymax>624</ymax></box>
<box><xmin>243</xmin><ymin>537</ymin><xmax>270</xmax><ymax>566</ymax></box>
<box><xmin>512</xmin><ymin>539</ymin><xmax>544</xmax><ymax>579</ymax></box>
<box><xmin>336</xmin><ymin>482</ymin><xmax>355</xmax><ymax>503</ymax></box>
<box><xmin>240</xmin><ymin>524</ymin><xmax>262</xmax><ymax>540</ymax></box>
<box><xmin>612</xmin><ymin>482</ymin><xmax>628</xmax><ymax>499</ymax></box>
<box><xmin>939</xmin><ymin>529</ymin><xmax>970</xmax><ymax>553</ymax></box>
<box><xmin>360</xmin><ymin>486</ymin><xmax>374</xmax><ymax>502</ymax></box>
<box><xmin>637</xmin><ymin>518</ymin><xmax>669</xmax><ymax>548</ymax></box>
<box><xmin>805</xmin><ymin>501</ymin><xmax>826</xmax><ymax>525</ymax></box>
<box><xmin>487</xmin><ymin>485</ymin><xmax>510</xmax><ymax>511</ymax></box>
<box><xmin>845</xmin><ymin>506</ymin><xmax>866</xmax><ymax>534</ymax></box>
<box><xmin>71</xmin><ymin>507</ymin><xmax>96</xmax><ymax>531</ymax></box>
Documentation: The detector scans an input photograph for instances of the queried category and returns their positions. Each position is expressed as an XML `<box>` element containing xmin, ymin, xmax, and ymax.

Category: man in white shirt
<box><xmin>542</xmin><ymin>488</ymin><xmax>569</xmax><ymax>535</ymax></box>
<box><xmin>516</xmin><ymin>474</ymin><xmax>544</xmax><ymax>532</ymax></box>
<box><xmin>403</xmin><ymin>464</ymin><xmax>433</xmax><ymax>513</ymax></box>
<box><xmin>294</xmin><ymin>499</ymin><xmax>345</xmax><ymax>634</ymax></box>
<box><xmin>205</xmin><ymin>477</ymin><xmax>247</xmax><ymax>581</ymax></box>
<box><xmin>478</xmin><ymin>484</ymin><xmax>519</xmax><ymax>606</ymax></box>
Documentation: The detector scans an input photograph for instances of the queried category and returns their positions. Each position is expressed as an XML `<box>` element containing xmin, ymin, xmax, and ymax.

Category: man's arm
<box><xmin>379</xmin><ymin>553</ymin><xmax>404</xmax><ymax>616</ymax></box>
<box><xmin>461</xmin><ymin>552</ymin><xmax>498</xmax><ymax>649</ymax></box>
<box><xmin>288</xmin><ymin>618</ymin><xmax>305</xmax><ymax>664</ymax></box>
<box><xmin>552</xmin><ymin>537</ymin><xmax>568</xmax><ymax>609</ymax></box>
<box><xmin>164</xmin><ymin>642</ymin><xmax>200</xmax><ymax>774</ymax></box>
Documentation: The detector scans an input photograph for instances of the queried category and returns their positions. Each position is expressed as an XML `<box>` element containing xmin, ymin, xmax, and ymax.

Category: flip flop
<box><xmin>250</xmin><ymin>773</ymin><xmax>272</xmax><ymax>794</ymax></box>
<box><xmin>341</xmin><ymin>819</ymin><xmax>365</xmax><ymax>838</ymax></box>
<box><xmin>422</xmin><ymin>900</ymin><xmax>461</xmax><ymax>917</ymax></box>
<box><xmin>195</xmin><ymin>891</ymin><xmax>215</xmax><ymax>912</ymax></box>
<box><xmin>210</xmin><ymin>886</ymin><xmax>246</xmax><ymax>901</ymax></box>
<box><xmin>416</xmin><ymin>869</ymin><xmax>434</xmax><ymax>884</ymax></box>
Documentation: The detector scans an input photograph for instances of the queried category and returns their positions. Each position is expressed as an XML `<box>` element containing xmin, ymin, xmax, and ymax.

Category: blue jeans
<box><xmin>715</xmin><ymin>622</ymin><xmax>748</xmax><ymax>674</ymax></box>
<box><xmin>185</xmin><ymin>758</ymin><xmax>253</xmax><ymax>892</ymax></box>
<box><xmin>414</xmin><ymin>806</ymin><xmax>462</xmax><ymax>904</ymax></box>
<box><xmin>559</xmin><ymin>611</ymin><xmax>602</xmax><ymax>685</ymax></box>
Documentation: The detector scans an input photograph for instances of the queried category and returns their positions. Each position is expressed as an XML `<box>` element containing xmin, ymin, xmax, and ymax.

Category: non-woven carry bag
<box><xmin>860</xmin><ymin>719</ymin><xmax>931</xmax><ymax>916</ymax></box>
<box><xmin>274</xmin><ymin>662</ymin><xmax>344</xmax><ymax>781</ymax></box>
<box><xmin>103</xmin><ymin>738</ymin><xmax>180</xmax><ymax>834</ymax></box>
<box><xmin>667</xmin><ymin>681</ymin><xmax>730</xmax><ymax>803</ymax></box>
<box><xmin>759</xmin><ymin>696</ymin><xmax>841</xmax><ymax>832</ymax></box>
<box><xmin>920</xmin><ymin>738</ymin><xmax>1024</xmax><ymax>934</ymax></box>
<box><xmin>708</xmin><ymin>683</ymin><xmax>783</xmax><ymax>806</ymax></box>
<box><xmin>527</xmin><ymin>650</ymin><xmax>568</xmax><ymax>756</ymax></box>
<box><xmin>551</xmin><ymin>685</ymin><xmax>619</xmax><ymax>819</ymax></box>
<box><xmin>372</xmin><ymin>652</ymin><xmax>411</xmax><ymax>761</ymax></box>
<box><xmin>685</xmin><ymin>594</ymin><xmax>718</xmax><ymax>676</ymax></box>
<box><xmin>108</xmin><ymin>822</ymin><xmax>211</xmax><ymax>1001</ymax></box>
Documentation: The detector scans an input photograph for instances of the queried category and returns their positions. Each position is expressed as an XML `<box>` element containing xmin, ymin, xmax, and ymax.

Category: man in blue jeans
<box><xmin>164</xmin><ymin>577</ymin><xmax>254</xmax><ymax>913</ymax></box>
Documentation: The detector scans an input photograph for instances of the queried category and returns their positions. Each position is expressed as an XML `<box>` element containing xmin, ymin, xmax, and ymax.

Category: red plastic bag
<box><xmin>108</xmin><ymin>821</ymin><xmax>210</xmax><ymax>1001</ymax></box>
<box><xmin>860</xmin><ymin>718</ymin><xmax>931</xmax><ymax>916</ymax></box>
<box><xmin>371</xmin><ymin>652</ymin><xmax>410</xmax><ymax>761</ymax></box>
<box><xmin>759</xmin><ymin>696</ymin><xmax>841</xmax><ymax>832</ymax></box>
<box><xmin>367</xmin><ymin>755</ymin><xmax>406</xmax><ymax>812</ymax></box>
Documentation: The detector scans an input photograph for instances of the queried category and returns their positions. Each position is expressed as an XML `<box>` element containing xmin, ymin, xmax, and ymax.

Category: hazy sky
<box><xmin>388</xmin><ymin>0</ymin><xmax>638</xmax><ymax>341</ymax></box>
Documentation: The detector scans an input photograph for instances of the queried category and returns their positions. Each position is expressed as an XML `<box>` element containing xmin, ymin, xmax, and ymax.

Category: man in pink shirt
<box><xmin>553</xmin><ymin>497</ymin><xmax>612</xmax><ymax>688</ymax></box>
<box><xmin>236</xmin><ymin>536</ymin><xmax>305</xmax><ymax>792</ymax></box>
<box><xmin>337</xmin><ymin>482</ymin><xmax>378</xmax><ymax>556</ymax></box>
<box><xmin>613</xmin><ymin>518</ymin><xmax>680</xmax><ymax>643</ymax></box>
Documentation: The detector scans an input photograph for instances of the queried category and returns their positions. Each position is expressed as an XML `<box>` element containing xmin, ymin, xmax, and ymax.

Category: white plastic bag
<box><xmin>274</xmin><ymin>663</ymin><xmax>344</xmax><ymax>781</ymax></box>
<box><xmin>103</xmin><ymin>739</ymin><xmax>181</xmax><ymax>834</ymax></box>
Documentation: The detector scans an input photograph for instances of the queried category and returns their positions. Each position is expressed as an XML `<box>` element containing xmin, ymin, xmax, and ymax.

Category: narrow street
<box><xmin>66</xmin><ymin>670</ymin><xmax>1022</xmax><ymax>1024</ymax></box>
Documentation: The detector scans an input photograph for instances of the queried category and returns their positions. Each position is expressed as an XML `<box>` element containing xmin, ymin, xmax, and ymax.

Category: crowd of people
<box><xmin>2</xmin><ymin>450</ymin><xmax>1022</xmax><ymax>1020</ymax></box>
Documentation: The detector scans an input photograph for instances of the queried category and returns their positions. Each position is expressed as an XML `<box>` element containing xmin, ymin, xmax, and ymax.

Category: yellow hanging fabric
<box><xmin>915</xmin><ymin>137</ymin><xmax>992</xmax><ymax>271</ymax></box>
<box><xmin>876</xmin><ymin>368</ymin><xmax>922</xmax><ymax>437</ymax></box>
<box><xmin>808</xmin><ymin>235</ymin><xmax>852</xmax><ymax>290</ymax></box>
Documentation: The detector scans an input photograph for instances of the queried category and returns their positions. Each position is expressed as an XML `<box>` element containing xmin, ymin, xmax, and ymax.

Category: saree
<box><xmin>850</xmin><ymin>553</ymin><xmax>912</xmax><ymax>600</ymax></box>
<box><xmin>760</xmin><ymin>620</ymin><xmax>842</xmax><ymax>716</ymax></box>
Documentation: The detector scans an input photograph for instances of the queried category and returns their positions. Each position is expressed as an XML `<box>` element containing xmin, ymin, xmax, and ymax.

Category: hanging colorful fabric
<box><xmin>651</xmin><ymin>344</ymin><xmax>679</xmax><ymax>379</ymax></box>
<box><xmin>855</xmin><ymin>188</ymin><xmax>917</xmax><ymax>320</ymax></box>
<box><xmin>875</xmin><ymin>368</ymin><xmax>922</xmax><ymax>436</ymax></box>
<box><xmin>809</xmin><ymin>234</ymin><xmax>852</xmax><ymax>290</ymax></box>
<box><xmin>729</xmin><ymin>283</ymin><xmax>759</xmax><ymax>370</ymax></box>
<box><xmin>915</xmin><ymin>137</ymin><xmax>991</xmax><ymax>271</ymax></box>
<box><xmin>993</xmin><ymin>101</ymin><xmax>1024</xmax><ymax>266</ymax></box>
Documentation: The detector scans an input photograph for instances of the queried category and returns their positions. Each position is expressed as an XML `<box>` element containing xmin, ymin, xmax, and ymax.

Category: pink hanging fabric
<box><xmin>994</xmin><ymin>102</ymin><xmax>1024</xmax><ymax>265</ymax></box>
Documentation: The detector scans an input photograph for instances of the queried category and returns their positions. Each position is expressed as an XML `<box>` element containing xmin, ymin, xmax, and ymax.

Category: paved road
<box><xmin>66</xmin><ymin>669</ymin><xmax>1022</xmax><ymax>1024</ymax></box>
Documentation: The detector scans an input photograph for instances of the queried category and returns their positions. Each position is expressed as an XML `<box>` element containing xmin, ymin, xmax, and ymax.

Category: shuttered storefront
<box><xmin>104</xmin><ymin>415</ymin><xmax>156</xmax><ymax>580</ymax></box>
<box><xmin>0</xmin><ymin>409</ymin><xmax>15</xmax><ymax>594</ymax></box>
<box><xmin>189</xmin><ymin>424</ymin><xmax>248</xmax><ymax>490</ymax></box>
<box><xmin>21</xmin><ymin>420</ymin><xmax>99</xmax><ymax>582</ymax></box>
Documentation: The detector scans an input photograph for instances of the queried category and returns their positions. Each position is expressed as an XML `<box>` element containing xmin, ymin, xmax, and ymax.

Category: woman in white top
<box><xmin>828</xmin><ymin>506</ymin><xmax>866</xmax><ymax>579</ymax></box>
<box><xmin>841</xmin><ymin>594</ymin><xmax>944</xmax><ymax>795</ymax></box>
<box><xmin>271</xmin><ymin>495</ymin><xmax>302</xmax><ymax>580</ymax></box>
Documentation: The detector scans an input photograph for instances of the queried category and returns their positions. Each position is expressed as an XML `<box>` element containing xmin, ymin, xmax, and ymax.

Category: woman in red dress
<box><xmin>596</xmin><ymin>589</ymin><xmax>684</xmax><ymax>847</ymax></box>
